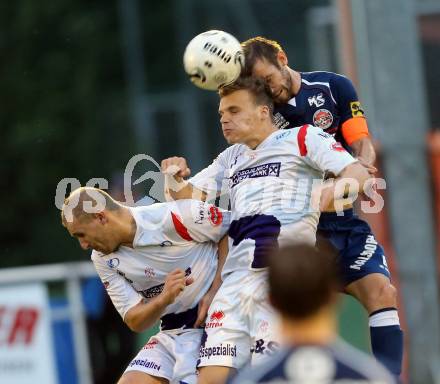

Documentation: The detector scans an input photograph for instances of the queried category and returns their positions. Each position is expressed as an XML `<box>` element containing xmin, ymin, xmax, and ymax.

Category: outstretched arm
<box><xmin>319</xmin><ymin>161</ymin><xmax>371</xmax><ymax>211</ymax></box>
<box><xmin>161</xmin><ymin>156</ymin><xmax>206</xmax><ymax>201</ymax></box>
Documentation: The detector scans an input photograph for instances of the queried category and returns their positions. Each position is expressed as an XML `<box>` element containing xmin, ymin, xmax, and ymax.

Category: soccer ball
<box><xmin>183</xmin><ymin>30</ymin><xmax>244</xmax><ymax>91</ymax></box>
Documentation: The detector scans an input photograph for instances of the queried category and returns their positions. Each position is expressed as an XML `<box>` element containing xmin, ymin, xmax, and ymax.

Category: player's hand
<box><xmin>318</xmin><ymin>182</ymin><xmax>336</xmax><ymax>212</ymax></box>
<box><xmin>161</xmin><ymin>157</ymin><xmax>191</xmax><ymax>181</ymax></box>
<box><xmin>194</xmin><ymin>286</ymin><xmax>219</xmax><ymax>328</ymax></box>
<box><xmin>357</xmin><ymin>157</ymin><xmax>377</xmax><ymax>175</ymax></box>
<box><xmin>159</xmin><ymin>269</ymin><xmax>194</xmax><ymax>306</ymax></box>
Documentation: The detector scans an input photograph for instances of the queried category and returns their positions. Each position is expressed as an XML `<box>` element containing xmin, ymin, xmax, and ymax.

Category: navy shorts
<box><xmin>317</xmin><ymin>209</ymin><xmax>390</xmax><ymax>286</ymax></box>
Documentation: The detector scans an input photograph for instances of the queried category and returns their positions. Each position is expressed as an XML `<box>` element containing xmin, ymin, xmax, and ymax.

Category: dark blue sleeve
<box><xmin>330</xmin><ymin>74</ymin><xmax>365</xmax><ymax>125</ymax></box>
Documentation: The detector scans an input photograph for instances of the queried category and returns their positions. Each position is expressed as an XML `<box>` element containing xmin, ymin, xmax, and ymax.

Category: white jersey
<box><xmin>91</xmin><ymin>199</ymin><xmax>230</xmax><ymax>330</ymax></box>
<box><xmin>190</xmin><ymin>125</ymin><xmax>356</xmax><ymax>274</ymax></box>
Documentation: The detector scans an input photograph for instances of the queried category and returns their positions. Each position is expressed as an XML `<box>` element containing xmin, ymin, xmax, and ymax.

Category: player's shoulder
<box><xmin>216</xmin><ymin>143</ymin><xmax>247</xmax><ymax>161</ymax></box>
<box><xmin>301</xmin><ymin>70</ymin><xmax>349</xmax><ymax>82</ymax></box>
<box><xmin>228</xmin><ymin>348</ymin><xmax>290</xmax><ymax>383</ymax></box>
<box><xmin>274</xmin><ymin>125</ymin><xmax>329</xmax><ymax>156</ymax></box>
<box><xmin>90</xmin><ymin>249</ymin><xmax>118</xmax><ymax>268</ymax></box>
<box><xmin>281</xmin><ymin>124</ymin><xmax>328</xmax><ymax>140</ymax></box>
<box><xmin>332</xmin><ymin>339</ymin><xmax>396</xmax><ymax>382</ymax></box>
<box><xmin>90</xmin><ymin>249</ymin><xmax>102</xmax><ymax>261</ymax></box>
<box><xmin>301</xmin><ymin>71</ymin><xmax>353</xmax><ymax>89</ymax></box>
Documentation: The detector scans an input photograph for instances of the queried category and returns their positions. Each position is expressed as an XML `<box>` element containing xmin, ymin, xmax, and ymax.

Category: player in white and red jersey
<box><xmin>61</xmin><ymin>187</ymin><xmax>230</xmax><ymax>384</ymax></box>
<box><xmin>161</xmin><ymin>77</ymin><xmax>371</xmax><ymax>384</ymax></box>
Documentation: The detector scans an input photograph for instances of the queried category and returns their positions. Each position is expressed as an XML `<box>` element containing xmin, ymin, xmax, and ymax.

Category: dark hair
<box><xmin>268</xmin><ymin>243</ymin><xmax>340</xmax><ymax>320</ymax></box>
<box><xmin>218</xmin><ymin>76</ymin><xmax>274</xmax><ymax>114</ymax></box>
<box><xmin>241</xmin><ymin>37</ymin><xmax>285</xmax><ymax>77</ymax></box>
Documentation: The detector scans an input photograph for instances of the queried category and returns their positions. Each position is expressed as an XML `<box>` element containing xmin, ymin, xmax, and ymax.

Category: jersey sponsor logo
<box><xmin>250</xmin><ymin>339</ymin><xmax>280</xmax><ymax>356</ymax></box>
<box><xmin>106</xmin><ymin>258</ymin><xmax>120</xmax><ymax>269</ymax></box>
<box><xmin>140</xmin><ymin>283</ymin><xmax>164</xmax><ymax>299</ymax></box>
<box><xmin>199</xmin><ymin>343</ymin><xmax>237</xmax><ymax>359</ymax></box>
<box><xmin>139</xmin><ymin>267</ymin><xmax>192</xmax><ymax>299</ymax></box>
<box><xmin>313</xmin><ymin>109</ymin><xmax>334</xmax><ymax>129</ymax></box>
<box><xmin>230</xmin><ymin>162</ymin><xmax>281</xmax><ymax>188</ymax></box>
<box><xmin>350</xmin><ymin>101</ymin><xmax>365</xmax><ymax>117</ymax></box>
<box><xmin>308</xmin><ymin>93</ymin><xmax>325</xmax><ymax>107</ymax></box>
<box><xmin>318</xmin><ymin>131</ymin><xmax>332</xmax><ymax>139</ymax></box>
<box><xmin>144</xmin><ymin>267</ymin><xmax>155</xmax><ymax>278</ymax></box>
<box><xmin>116</xmin><ymin>269</ymin><xmax>134</xmax><ymax>284</ymax></box>
<box><xmin>143</xmin><ymin>339</ymin><xmax>158</xmax><ymax>349</ymax></box>
<box><xmin>128</xmin><ymin>358</ymin><xmax>161</xmax><ymax>371</ymax></box>
<box><xmin>273</xmin><ymin>112</ymin><xmax>290</xmax><ymax>129</ymax></box>
<box><xmin>275</xmin><ymin>130</ymin><xmax>292</xmax><ymax>140</ymax></box>
<box><xmin>205</xmin><ymin>310</ymin><xmax>224</xmax><ymax>328</ymax></box>
<box><xmin>160</xmin><ymin>240</ymin><xmax>173</xmax><ymax>247</ymax></box>
<box><xmin>194</xmin><ymin>201</ymin><xmax>207</xmax><ymax>224</ymax></box>
<box><xmin>349</xmin><ymin>235</ymin><xmax>378</xmax><ymax>271</ymax></box>
<box><xmin>331</xmin><ymin>142</ymin><xmax>346</xmax><ymax>152</ymax></box>
<box><xmin>208</xmin><ymin>206</ymin><xmax>223</xmax><ymax>226</ymax></box>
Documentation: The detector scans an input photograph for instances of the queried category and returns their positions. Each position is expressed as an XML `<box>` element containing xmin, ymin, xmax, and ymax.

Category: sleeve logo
<box><xmin>350</xmin><ymin>101</ymin><xmax>365</xmax><ymax>117</ymax></box>
<box><xmin>208</xmin><ymin>206</ymin><xmax>223</xmax><ymax>226</ymax></box>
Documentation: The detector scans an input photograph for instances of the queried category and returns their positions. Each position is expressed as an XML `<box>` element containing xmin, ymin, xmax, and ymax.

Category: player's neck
<box><xmin>281</xmin><ymin>308</ymin><xmax>337</xmax><ymax>346</ymax></box>
<box><xmin>115</xmin><ymin>207</ymin><xmax>137</xmax><ymax>248</ymax></box>
<box><xmin>289</xmin><ymin>67</ymin><xmax>301</xmax><ymax>96</ymax></box>
<box><xmin>244</xmin><ymin>122</ymin><xmax>278</xmax><ymax>149</ymax></box>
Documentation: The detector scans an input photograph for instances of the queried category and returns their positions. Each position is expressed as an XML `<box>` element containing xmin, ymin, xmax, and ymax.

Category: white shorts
<box><xmin>124</xmin><ymin>328</ymin><xmax>202</xmax><ymax>383</ymax></box>
<box><xmin>198</xmin><ymin>270</ymin><xmax>281</xmax><ymax>370</ymax></box>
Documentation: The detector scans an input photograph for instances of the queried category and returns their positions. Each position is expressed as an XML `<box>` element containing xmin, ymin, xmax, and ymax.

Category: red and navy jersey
<box><xmin>274</xmin><ymin>71</ymin><xmax>369</xmax><ymax>152</ymax></box>
<box><xmin>229</xmin><ymin>340</ymin><xmax>395</xmax><ymax>383</ymax></box>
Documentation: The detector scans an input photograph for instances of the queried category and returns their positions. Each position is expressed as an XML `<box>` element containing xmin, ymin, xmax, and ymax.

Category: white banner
<box><xmin>0</xmin><ymin>283</ymin><xmax>57</xmax><ymax>384</ymax></box>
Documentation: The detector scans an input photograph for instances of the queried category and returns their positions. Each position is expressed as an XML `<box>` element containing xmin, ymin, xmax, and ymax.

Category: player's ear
<box><xmin>277</xmin><ymin>51</ymin><xmax>288</xmax><ymax>67</ymax></box>
<box><xmin>95</xmin><ymin>212</ymin><xmax>108</xmax><ymax>225</ymax></box>
<box><xmin>259</xmin><ymin>105</ymin><xmax>270</xmax><ymax>120</ymax></box>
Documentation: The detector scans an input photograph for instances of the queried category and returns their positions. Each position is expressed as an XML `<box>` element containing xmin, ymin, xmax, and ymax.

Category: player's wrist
<box><xmin>157</xmin><ymin>291</ymin><xmax>174</xmax><ymax>307</ymax></box>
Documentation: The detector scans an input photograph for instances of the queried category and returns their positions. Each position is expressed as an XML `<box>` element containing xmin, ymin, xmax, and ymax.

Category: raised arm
<box><xmin>297</xmin><ymin>124</ymin><xmax>371</xmax><ymax>211</ymax></box>
<box><xmin>161</xmin><ymin>157</ymin><xmax>206</xmax><ymax>201</ymax></box>
<box><xmin>331</xmin><ymin>73</ymin><xmax>377</xmax><ymax>174</ymax></box>
<box><xmin>162</xmin><ymin>150</ymin><xmax>230</xmax><ymax>202</ymax></box>
<box><xmin>319</xmin><ymin>161</ymin><xmax>371</xmax><ymax>211</ymax></box>
<box><xmin>161</xmin><ymin>156</ymin><xmax>205</xmax><ymax>201</ymax></box>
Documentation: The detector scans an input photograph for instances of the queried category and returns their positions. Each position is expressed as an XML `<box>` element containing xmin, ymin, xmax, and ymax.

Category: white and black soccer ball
<box><xmin>183</xmin><ymin>30</ymin><xmax>245</xmax><ymax>91</ymax></box>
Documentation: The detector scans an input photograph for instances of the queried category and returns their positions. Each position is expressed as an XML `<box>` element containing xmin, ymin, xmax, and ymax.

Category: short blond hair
<box><xmin>61</xmin><ymin>187</ymin><xmax>121</xmax><ymax>226</ymax></box>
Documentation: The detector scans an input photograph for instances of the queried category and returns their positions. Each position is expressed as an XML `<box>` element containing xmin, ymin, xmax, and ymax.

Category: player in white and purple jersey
<box><xmin>161</xmin><ymin>77</ymin><xmax>371</xmax><ymax>384</ymax></box>
<box><xmin>241</xmin><ymin>36</ymin><xmax>403</xmax><ymax>378</ymax></box>
<box><xmin>229</xmin><ymin>244</ymin><xmax>395</xmax><ymax>384</ymax></box>
<box><xmin>61</xmin><ymin>187</ymin><xmax>230</xmax><ymax>384</ymax></box>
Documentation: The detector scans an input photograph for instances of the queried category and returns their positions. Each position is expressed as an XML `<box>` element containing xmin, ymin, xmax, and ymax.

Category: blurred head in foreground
<box><xmin>230</xmin><ymin>244</ymin><xmax>395</xmax><ymax>383</ymax></box>
<box><xmin>268</xmin><ymin>243</ymin><xmax>340</xmax><ymax>344</ymax></box>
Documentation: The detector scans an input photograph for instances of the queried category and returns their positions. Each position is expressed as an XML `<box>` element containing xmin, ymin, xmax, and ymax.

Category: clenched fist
<box><xmin>161</xmin><ymin>157</ymin><xmax>191</xmax><ymax>181</ymax></box>
<box><xmin>159</xmin><ymin>269</ymin><xmax>194</xmax><ymax>306</ymax></box>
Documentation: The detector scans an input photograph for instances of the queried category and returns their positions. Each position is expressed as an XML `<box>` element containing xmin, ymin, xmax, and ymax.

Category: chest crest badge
<box><xmin>313</xmin><ymin>108</ymin><xmax>334</xmax><ymax>129</ymax></box>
